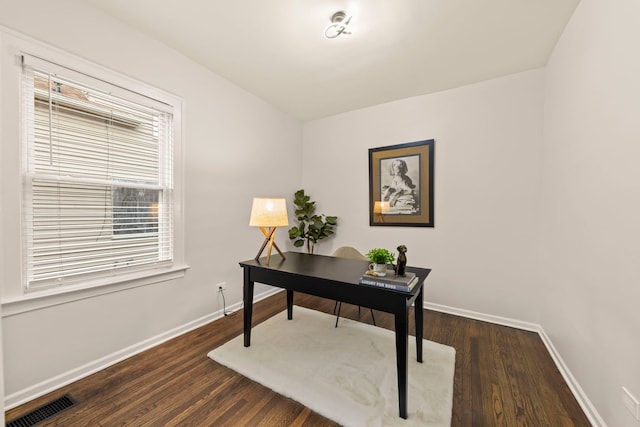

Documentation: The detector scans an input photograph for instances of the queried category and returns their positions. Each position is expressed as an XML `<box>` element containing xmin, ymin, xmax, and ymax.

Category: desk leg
<box><xmin>416</xmin><ymin>285</ymin><xmax>424</xmax><ymax>363</ymax></box>
<box><xmin>243</xmin><ymin>267</ymin><xmax>254</xmax><ymax>347</ymax></box>
<box><xmin>395</xmin><ymin>309</ymin><xmax>409</xmax><ymax>419</ymax></box>
<box><xmin>286</xmin><ymin>289</ymin><xmax>293</xmax><ymax>320</ymax></box>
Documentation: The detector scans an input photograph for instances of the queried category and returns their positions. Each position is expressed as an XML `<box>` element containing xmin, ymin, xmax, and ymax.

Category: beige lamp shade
<box><xmin>249</xmin><ymin>198</ymin><xmax>289</xmax><ymax>227</ymax></box>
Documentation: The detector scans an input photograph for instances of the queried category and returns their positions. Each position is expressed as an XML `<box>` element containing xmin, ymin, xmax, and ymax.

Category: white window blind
<box><xmin>21</xmin><ymin>55</ymin><xmax>174</xmax><ymax>291</ymax></box>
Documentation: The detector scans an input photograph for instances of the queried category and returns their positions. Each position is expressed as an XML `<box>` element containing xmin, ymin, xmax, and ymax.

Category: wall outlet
<box><xmin>217</xmin><ymin>281</ymin><xmax>226</xmax><ymax>292</ymax></box>
<box><xmin>623</xmin><ymin>387</ymin><xmax>640</xmax><ymax>420</ymax></box>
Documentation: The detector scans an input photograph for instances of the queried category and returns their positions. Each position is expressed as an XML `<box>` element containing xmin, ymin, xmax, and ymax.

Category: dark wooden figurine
<box><xmin>395</xmin><ymin>245</ymin><xmax>407</xmax><ymax>276</ymax></box>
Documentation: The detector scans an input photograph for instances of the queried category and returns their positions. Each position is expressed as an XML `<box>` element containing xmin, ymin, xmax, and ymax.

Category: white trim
<box><xmin>3</xmin><ymin>285</ymin><xmax>281</xmax><ymax>410</ymax></box>
<box><xmin>425</xmin><ymin>301</ymin><xmax>606</xmax><ymax>427</ymax></box>
<box><xmin>425</xmin><ymin>301</ymin><xmax>541</xmax><ymax>332</ymax></box>
<box><xmin>2</xmin><ymin>264</ymin><xmax>190</xmax><ymax>317</ymax></box>
<box><xmin>537</xmin><ymin>329</ymin><xmax>607</xmax><ymax>427</ymax></box>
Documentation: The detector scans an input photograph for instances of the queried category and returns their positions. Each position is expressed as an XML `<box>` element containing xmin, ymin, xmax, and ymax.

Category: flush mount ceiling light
<box><xmin>324</xmin><ymin>11</ymin><xmax>352</xmax><ymax>39</ymax></box>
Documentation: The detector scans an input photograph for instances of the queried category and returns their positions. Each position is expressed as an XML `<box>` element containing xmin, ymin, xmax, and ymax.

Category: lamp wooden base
<box><xmin>254</xmin><ymin>227</ymin><xmax>285</xmax><ymax>265</ymax></box>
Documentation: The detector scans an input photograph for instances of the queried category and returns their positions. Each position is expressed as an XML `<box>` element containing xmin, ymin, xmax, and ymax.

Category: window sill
<box><xmin>1</xmin><ymin>264</ymin><xmax>190</xmax><ymax>317</ymax></box>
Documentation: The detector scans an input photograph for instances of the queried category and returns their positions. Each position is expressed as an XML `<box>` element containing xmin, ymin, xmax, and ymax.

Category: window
<box><xmin>21</xmin><ymin>54</ymin><xmax>176</xmax><ymax>292</ymax></box>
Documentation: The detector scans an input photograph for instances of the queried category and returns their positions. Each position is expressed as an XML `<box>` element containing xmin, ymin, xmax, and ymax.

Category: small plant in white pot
<box><xmin>365</xmin><ymin>248</ymin><xmax>395</xmax><ymax>276</ymax></box>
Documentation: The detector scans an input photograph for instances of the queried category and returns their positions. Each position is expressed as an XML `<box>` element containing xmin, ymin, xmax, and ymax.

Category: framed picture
<box><xmin>369</xmin><ymin>139</ymin><xmax>434</xmax><ymax>227</ymax></box>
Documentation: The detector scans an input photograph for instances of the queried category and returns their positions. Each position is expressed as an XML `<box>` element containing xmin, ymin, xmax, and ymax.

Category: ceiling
<box><xmin>85</xmin><ymin>0</ymin><xmax>580</xmax><ymax>121</ymax></box>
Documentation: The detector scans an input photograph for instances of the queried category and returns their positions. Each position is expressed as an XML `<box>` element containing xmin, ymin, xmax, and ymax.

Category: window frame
<box><xmin>0</xmin><ymin>30</ymin><xmax>187</xmax><ymax>315</ymax></box>
<box><xmin>22</xmin><ymin>57</ymin><xmax>176</xmax><ymax>289</ymax></box>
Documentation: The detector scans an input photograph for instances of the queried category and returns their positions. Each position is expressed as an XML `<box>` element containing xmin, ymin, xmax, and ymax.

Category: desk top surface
<box><xmin>240</xmin><ymin>251</ymin><xmax>431</xmax><ymax>294</ymax></box>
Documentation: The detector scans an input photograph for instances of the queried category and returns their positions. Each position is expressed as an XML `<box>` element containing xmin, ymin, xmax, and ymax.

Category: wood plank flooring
<box><xmin>5</xmin><ymin>292</ymin><xmax>591</xmax><ymax>426</ymax></box>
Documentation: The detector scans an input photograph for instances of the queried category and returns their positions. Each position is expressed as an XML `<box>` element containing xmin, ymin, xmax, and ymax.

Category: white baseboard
<box><xmin>536</xmin><ymin>329</ymin><xmax>607</xmax><ymax>427</ymax></box>
<box><xmin>425</xmin><ymin>301</ymin><xmax>605</xmax><ymax>427</ymax></box>
<box><xmin>6</xmin><ymin>291</ymin><xmax>605</xmax><ymax>427</ymax></box>
<box><xmin>4</xmin><ymin>287</ymin><xmax>281</xmax><ymax>410</ymax></box>
<box><xmin>425</xmin><ymin>301</ymin><xmax>541</xmax><ymax>332</ymax></box>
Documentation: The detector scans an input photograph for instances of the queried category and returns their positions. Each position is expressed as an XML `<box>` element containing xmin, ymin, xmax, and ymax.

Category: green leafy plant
<box><xmin>366</xmin><ymin>248</ymin><xmax>395</xmax><ymax>264</ymax></box>
<box><xmin>288</xmin><ymin>189</ymin><xmax>338</xmax><ymax>254</ymax></box>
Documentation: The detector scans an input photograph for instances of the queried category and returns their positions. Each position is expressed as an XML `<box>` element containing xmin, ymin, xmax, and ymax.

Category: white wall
<box><xmin>0</xmin><ymin>24</ymin><xmax>5</xmax><ymax>421</ymax></box>
<box><xmin>0</xmin><ymin>308</ymin><xmax>4</xmax><ymax>424</ymax></box>
<box><xmin>0</xmin><ymin>0</ymin><xmax>301</xmax><ymax>406</ymax></box>
<box><xmin>541</xmin><ymin>0</ymin><xmax>640</xmax><ymax>426</ymax></box>
<box><xmin>302</xmin><ymin>70</ymin><xmax>544</xmax><ymax>323</ymax></box>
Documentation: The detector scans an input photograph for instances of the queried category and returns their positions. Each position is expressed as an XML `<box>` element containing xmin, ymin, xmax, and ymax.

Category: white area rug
<box><xmin>208</xmin><ymin>306</ymin><xmax>455</xmax><ymax>427</ymax></box>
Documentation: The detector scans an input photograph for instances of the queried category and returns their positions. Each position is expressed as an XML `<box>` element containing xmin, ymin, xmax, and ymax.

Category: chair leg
<box><xmin>335</xmin><ymin>303</ymin><xmax>373</xmax><ymax>327</ymax></box>
<box><xmin>356</xmin><ymin>306</ymin><xmax>376</xmax><ymax>326</ymax></box>
<box><xmin>335</xmin><ymin>301</ymin><xmax>342</xmax><ymax>328</ymax></box>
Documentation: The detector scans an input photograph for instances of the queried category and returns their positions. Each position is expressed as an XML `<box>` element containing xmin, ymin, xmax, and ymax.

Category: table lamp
<box><xmin>373</xmin><ymin>201</ymin><xmax>389</xmax><ymax>222</ymax></box>
<box><xmin>249</xmin><ymin>197</ymin><xmax>289</xmax><ymax>264</ymax></box>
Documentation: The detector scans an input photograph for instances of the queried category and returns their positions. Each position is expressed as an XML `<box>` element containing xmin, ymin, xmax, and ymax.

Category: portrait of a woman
<box><xmin>380</xmin><ymin>157</ymin><xmax>420</xmax><ymax>214</ymax></box>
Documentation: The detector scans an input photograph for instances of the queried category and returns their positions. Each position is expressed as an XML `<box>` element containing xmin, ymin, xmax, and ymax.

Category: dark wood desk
<box><xmin>240</xmin><ymin>251</ymin><xmax>431</xmax><ymax>419</ymax></box>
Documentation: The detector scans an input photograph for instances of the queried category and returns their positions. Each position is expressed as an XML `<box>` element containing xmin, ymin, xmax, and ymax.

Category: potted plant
<box><xmin>366</xmin><ymin>248</ymin><xmax>395</xmax><ymax>276</ymax></box>
<box><xmin>288</xmin><ymin>189</ymin><xmax>338</xmax><ymax>254</ymax></box>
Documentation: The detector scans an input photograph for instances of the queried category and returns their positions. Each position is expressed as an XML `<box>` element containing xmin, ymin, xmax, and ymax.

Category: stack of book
<box><xmin>359</xmin><ymin>270</ymin><xmax>418</xmax><ymax>292</ymax></box>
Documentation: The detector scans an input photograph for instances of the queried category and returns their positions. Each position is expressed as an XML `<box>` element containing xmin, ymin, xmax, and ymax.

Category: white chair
<box><xmin>331</xmin><ymin>246</ymin><xmax>376</xmax><ymax>327</ymax></box>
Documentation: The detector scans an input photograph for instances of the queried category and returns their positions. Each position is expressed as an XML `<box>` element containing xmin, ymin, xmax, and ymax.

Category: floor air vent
<box><xmin>6</xmin><ymin>395</ymin><xmax>76</xmax><ymax>427</ymax></box>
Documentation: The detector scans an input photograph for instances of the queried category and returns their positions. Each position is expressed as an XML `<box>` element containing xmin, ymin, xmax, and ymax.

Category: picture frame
<box><xmin>369</xmin><ymin>139</ymin><xmax>434</xmax><ymax>227</ymax></box>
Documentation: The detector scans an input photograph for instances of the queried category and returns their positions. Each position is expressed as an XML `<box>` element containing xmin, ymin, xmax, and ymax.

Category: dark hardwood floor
<box><xmin>6</xmin><ymin>292</ymin><xmax>591</xmax><ymax>426</ymax></box>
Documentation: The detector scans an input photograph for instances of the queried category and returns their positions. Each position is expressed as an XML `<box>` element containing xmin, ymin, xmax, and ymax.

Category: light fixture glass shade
<box><xmin>324</xmin><ymin>11</ymin><xmax>352</xmax><ymax>39</ymax></box>
<box><xmin>249</xmin><ymin>198</ymin><xmax>289</xmax><ymax>227</ymax></box>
